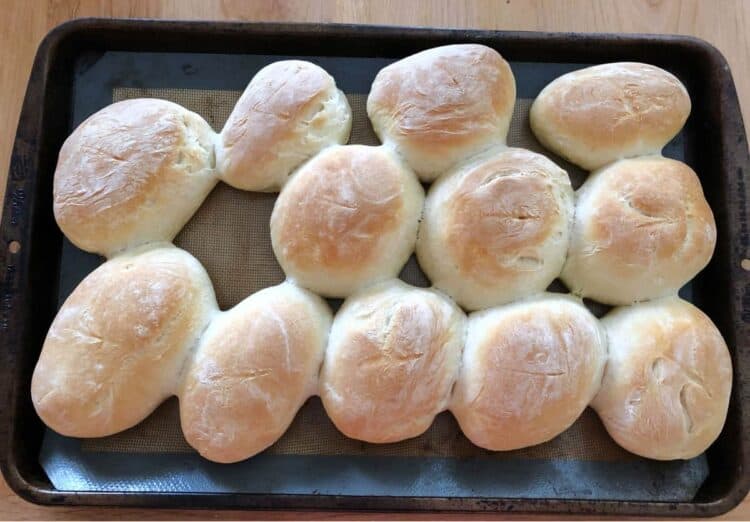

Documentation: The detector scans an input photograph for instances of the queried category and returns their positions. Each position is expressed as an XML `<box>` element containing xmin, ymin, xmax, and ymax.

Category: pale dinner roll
<box><xmin>592</xmin><ymin>297</ymin><xmax>732</xmax><ymax>460</ymax></box>
<box><xmin>31</xmin><ymin>244</ymin><xmax>218</xmax><ymax>438</ymax></box>
<box><xmin>53</xmin><ymin>98</ymin><xmax>217</xmax><ymax>257</ymax></box>
<box><xmin>417</xmin><ymin>148</ymin><xmax>573</xmax><ymax>311</ymax></box>
<box><xmin>451</xmin><ymin>294</ymin><xmax>607</xmax><ymax>451</ymax></box>
<box><xmin>320</xmin><ymin>280</ymin><xmax>466</xmax><ymax>443</ymax></box>
<box><xmin>217</xmin><ymin>60</ymin><xmax>352</xmax><ymax>191</ymax></box>
<box><xmin>530</xmin><ymin>62</ymin><xmax>691</xmax><ymax>170</ymax></box>
<box><xmin>561</xmin><ymin>156</ymin><xmax>716</xmax><ymax>305</ymax></box>
<box><xmin>270</xmin><ymin>145</ymin><xmax>424</xmax><ymax>297</ymax></box>
<box><xmin>367</xmin><ymin>44</ymin><xmax>516</xmax><ymax>180</ymax></box>
<box><xmin>179</xmin><ymin>282</ymin><xmax>331</xmax><ymax>463</ymax></box>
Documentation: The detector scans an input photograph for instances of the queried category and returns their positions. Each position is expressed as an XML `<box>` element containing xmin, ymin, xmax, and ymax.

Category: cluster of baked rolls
<box><xmin>33</xmin><ymin>45</ymin><xmax>732</xmax><ymax>464</ymax></box>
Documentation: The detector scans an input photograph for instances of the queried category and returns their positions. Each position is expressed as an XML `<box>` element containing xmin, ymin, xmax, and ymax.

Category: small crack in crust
<box><xmin>592</xmin><ymin>297</ymin><xmax>732</xmax><ymax>460</ymax></box>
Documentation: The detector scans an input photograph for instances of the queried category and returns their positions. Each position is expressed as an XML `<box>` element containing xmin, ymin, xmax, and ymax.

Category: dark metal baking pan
<box><xmin>1</xmin><ymin>19</ymin><xmax>748</xmax><ymax>517</ymax></box>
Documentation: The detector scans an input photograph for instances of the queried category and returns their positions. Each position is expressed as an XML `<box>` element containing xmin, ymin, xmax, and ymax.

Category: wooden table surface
<box><xmin>1</xmin><ymin>0</ymin><xmax>749</xmax><ymax>519</ymax></box>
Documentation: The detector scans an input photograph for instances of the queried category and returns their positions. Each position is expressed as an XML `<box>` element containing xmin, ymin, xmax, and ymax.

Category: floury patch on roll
<box><xmin>180</xmin><ymin>282</ymin><xmax>331</xmax><ymax>463</ymax></box>
<box><xmin>217</xmin><ymin>60</ymin><xmax>352</xmax><ymax>191</ymax></box>
<box><xmin>417</xmin><ymin>148</ymin><xmax>573</xmax><ymax>310</ymax></box>
<box><xmin>561</xmin><ymin>156</ymin><xmax>716</xmax><ymax>305</ymax></box>
<box><xmin>320</xmin><ymin>280</ymin><xmax>466</xmax><ymax>443</ymax></box>
<box><xmin>31</xmin><ymin>245</ymin><xmax>218</xmax><ymax>438</ymax></box>
<box><xmin>530</xmin><ymin>62</ymin><xmax>691</xmax><ymax>171</ymax></box>
<box><xmin>367</xmin><ymin>44</ymin><xmax>516</xmax><ymax>180</ymax></box>
<box><xmin>270</xmin><ymin>145</ymin><xmax>424</xmax><ymax>297</ymax></box>
<box><xmin>451</xmin><ymin>294</ymin><xmax>607</xmax><ymax>451</ymax></box>
<box><xmin>53</xmin><ymin>98</ymin><xmax>217</xmax><ymax>257</ymax></box>
<box><xmin>592</xmin><ymin>297</ymin><xmax>732</xmax><ymax>460</ymax></box>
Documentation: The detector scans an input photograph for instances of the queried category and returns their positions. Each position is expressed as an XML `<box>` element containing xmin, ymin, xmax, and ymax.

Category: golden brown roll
<box><xmin>561</xmin><ymin>156</ymin><xmax>716</xmax><ymax>305</ymax></box>
<box><xmin>530</xmin><ymin>62</ymin><xmax>691</xmax><ymax>170</ymax></box>
<box><xmin>367</xmin><ymin>44</ymin><xmax>516</xmax><ymax>180</ymax></box>
<box><xmin>592</xmin><ymin>297</ymin><xmax>732</xmax><ymax>460</ymax></box>
<box><xmin>217</xmin><ymin>60</ymin><xmax>352</xmax><ymax>191</ymax></box>
<box><xmin>270</xmin><ymin>145</ymin><xmax>424</xmax><ymax>297</ymax></box>
<box><xmin>451</xmin><ymin>294</ymin><xmax>607</xmax><ymax>451</ymax></box>
<box><xmin>53</xmin><ymin>98</ymin><xmax>217</xmax><ymax>257</ymax></box>
<box><xmin>320</xmin><ymin>280</ymin><xmax>466</xmax><ymax>443</ymax></box>
<box><xmin>31</xmin><ymin>244</ymin><xmax>218</xmax><ymax>438</ymax></box>
<box><xmin>416</xmin><ymin>148</ymin><xmax>574</xmax><ymax>311</ymax></box>
<box><xmin>179</xmin><ymin>282</ymin><xmax>332</xmax><ymax>463</ymax></box>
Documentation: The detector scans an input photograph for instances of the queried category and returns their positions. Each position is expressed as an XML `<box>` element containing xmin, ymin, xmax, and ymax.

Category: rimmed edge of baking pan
<box><xmin>0</xmin><ymin>18</ymin><xmax>748</xmax><ymax>517</ymax></box>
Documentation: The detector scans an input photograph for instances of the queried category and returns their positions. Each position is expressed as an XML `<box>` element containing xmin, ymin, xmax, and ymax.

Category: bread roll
<box><xmin>592</xmin><ymin>297</ymin><xmax>732</xmax><ymax>460</ymax></box>
<box><xmin>451</xmin><ymin>294</ymin><xmax>607</xmax><ymax>451</ymax></box>
<box><xmin>367</xmin><ymin>44</ymin><xmax>516</xmax><ymax>180</ymax></box>
<box><xmin>270</xmin><ymin>145</ymin><xmax>423</xmax><ymax>297</ymax></box>
<box><xmin>530</xmin><ymin>62</ymin><xmax>690</xmax><ymax>170</ymax></box>
<box><xmin>320</xmin><ymin>280</ymin><xmax>465</xmax><ymax>443</ymax></box>
<box><xmin>217</xmin><ymin>60</ymin><xmax>352</xmax><ymax>191</ymax></box>
<box><xmin>179</xmin><ymin>282</ymin><xmax>331</xmax><ymax>463</ymax></box>
<box><xmin>31</xmin><ymin>244</ymin><xmax>218</xmax><ymax>438</ymax></box>
<box><xmin>53</xmin><ymin>99</ymin><xmax>217</xmax><ymax>257</ymax></box>
<box><xmin>561</xmin><ymin>156</ymin><xmax>716</xmax><ymax>305</ymax></box>
<box><xmin>416</xmin><ymin>148</ymin><xmax>573</xmax><ymax>311</ymax></box>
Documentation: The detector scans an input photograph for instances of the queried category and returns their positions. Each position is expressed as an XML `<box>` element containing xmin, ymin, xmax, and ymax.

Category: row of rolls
<box><xmin>52</xmin><ymin>45</ymin><xmax>716</xmax><ymax>308</ymax></box>
<box><xmin>31</xmin><ymin>243</ymin><xmax>732</xmax><ymax>463</ymax></box>
<box><xmin>37</xmin><ymin>42</ymin><xmax>732</xmax><ymax>463</ymax></box>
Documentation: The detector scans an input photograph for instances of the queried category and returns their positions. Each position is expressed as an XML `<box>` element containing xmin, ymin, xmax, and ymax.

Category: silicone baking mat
<box><xmin>40</xmin><ymin>51</ymin><xmax>702</xmax><ymax>501</ymax></box>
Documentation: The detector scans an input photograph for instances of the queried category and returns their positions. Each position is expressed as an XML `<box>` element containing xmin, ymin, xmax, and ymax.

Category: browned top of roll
<box><xmin>53</xmin><ymin>98</ymin><xmax>215</xmax><ymax>255</ymax></box>
<box><xmin>451</xmin><ymin>295</ymin><xmax>606</xmax><ymax>451</ymax></box>
<box><xmin>320</xmin><ymin>281</ymin><xmax>464</xmax><ymax>443</ymax></box>
<box><xmin>31</xmin><ymin>246</ymin><xmax>216</xmax><ymax>437</ymax></box>
<box><xmin>549</xmin><ymin>65</ymin><xmax>685</xmax><ymax>144</ymax></box>
<box><xmin>179</xmin><ymin>283</ymin><xmax>330</xmax><ymax>463</ymax></box>
<box><xmin>271</xmin><ymin>145</ymin><xmax>406</xmax><ymax>272</ymax></box>
<box><xmin>446</xmin><ymin>149</ymin><xmax>566</xmax><ymax>283</ymax></box>
<box><xmin>593</xmin><ymin>297</ymin><xmax>732</xmax><ymax>460</ymax></box>
<box><xmin>222</xmin><ymin>61</ymin><xmax>330</xmax><ymax>150</ymax></box>
<box><xmin>530</xmin><ymin>62</ymin><xmax>690</xmax><ymax>170</ymax></box>
<box><xmin>219</xmin><ymin>60</ymin><xmax>350</xmax><ymax>190</ymax></box>
<box><xmin>586</xmin><ymin>157</ymin><xmax>713</xmax><ymax>268</ymax></box>
<box><xmin>367</xmin><ymin>44</ymin><xmax>515</xmax><ymax>169</ymax></box>
<box><xmin>55</xmin><ymin>99</ymin><xmax>184</xmax><ymax>213</ymax></box>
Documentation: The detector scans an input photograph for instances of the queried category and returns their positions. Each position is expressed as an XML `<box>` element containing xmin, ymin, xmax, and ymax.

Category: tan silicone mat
<box><xmin>80</xmin><ymin>88</ymin><xmax>627</xmax><ymax>462</ymax></box>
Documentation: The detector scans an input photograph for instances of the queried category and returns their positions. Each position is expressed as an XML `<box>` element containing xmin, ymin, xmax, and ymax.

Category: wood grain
<box><xmin>1</xmin><ymin>0</ymin><xmax>748</xmax><ymax>519</ymax></box>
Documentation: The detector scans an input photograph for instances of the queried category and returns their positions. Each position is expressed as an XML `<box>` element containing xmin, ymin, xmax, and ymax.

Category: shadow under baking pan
<box><xmin>45</xmin><ymin>50</ymin><xmax>702</xmax><ymax>500</ymax></box>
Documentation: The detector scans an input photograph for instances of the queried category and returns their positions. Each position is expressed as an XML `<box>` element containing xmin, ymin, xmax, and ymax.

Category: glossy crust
<box><xmin>367</xmin><ymin>44</ymin><xmax>516</xmax><ymax>180</ymax></box>
<box><xmin>53</xmin><ymin>98</ymin><xmax>217</xmax><ymax>257</ymax></box>
<box><xmin>31</xmin><ymin>245</ymin><xmax>218</xmax><ymax>438</ymax></box>
<box><xmin>217</xmin><ymin>60</ymin><xmax>352</xmax><ymax>191</ymax></box>
<box><xmin>270</xmin><ymin>145</ymin><xmax>424</xmax><ymax>297</ymax></box>
<box><xmin>320</xmin><ymin>280</ymin><xmax>466</xmax><ymax>443</ymax></box>
<box><xmin>417</xmin><ymin>148</ymin><xmax>573</xmax><ymax>310</ymax></box>
<box><xmin>451</xmin><ymin>294</ymin><xmax>607</xmax><ymax>451</ymax></box>
<box><xmin>592</xmin><ymin>297</ymin><xmax>732</xmax><ymax>460</ymax></box>
<box><xmin>179</xmin><ymin>282</ymin><xmax>332</xmax><ymax>463</ymax></box>
<box><xmin>561</xmin><ymin>156</ymin><xmax>716</xmax><ymax>305</ymax></box>
<box><xmin>530</xmin><ymin>62</ymin><xmax>691</xmax><ymax>170</ymax></box>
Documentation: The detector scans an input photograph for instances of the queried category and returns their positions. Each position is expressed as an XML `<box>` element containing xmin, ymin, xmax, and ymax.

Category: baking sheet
<box><xmin>41</xmin><ymin>50</ymin><xmax>703</xmax><ymax>501</ymax></box>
